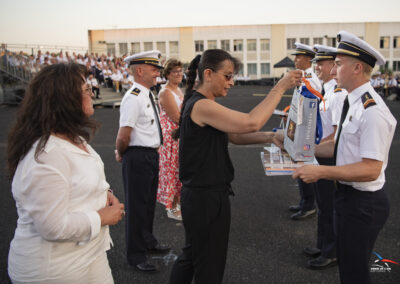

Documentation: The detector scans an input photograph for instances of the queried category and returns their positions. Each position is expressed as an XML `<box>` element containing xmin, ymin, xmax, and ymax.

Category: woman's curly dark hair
<box><xmin>7</xmin><ymin>63</ymin><xmax>99</xmax><ymax>178</ymax></box>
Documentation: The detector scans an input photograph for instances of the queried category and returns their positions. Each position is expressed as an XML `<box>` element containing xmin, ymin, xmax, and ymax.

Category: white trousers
<box><xmin>11</xmin><ymin>252</ymin><xmax>114</xmax><ymax>284</ymax></box>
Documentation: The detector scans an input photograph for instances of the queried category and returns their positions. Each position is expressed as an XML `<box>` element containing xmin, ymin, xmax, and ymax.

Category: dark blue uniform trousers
<box><xmin>122</xmin><ymin>146</ymin><xmax>159</xmax><ymax>265</ymax></box>
<box><xmin>315</xmin><ymin>157</ymin><xmax>336</xmax><ymax>258</ymax></box>
<box><xmin>297</xmin><ymin>178</ymin><xmax>316</xmax><ymax>211</ymax></box>
<box><xmin>169</xmin><ymin>185</ymin><xmax>231</xmax><ymax>284</ymax></box>
<box><xmin>335</xmin><ymin>184</ymin><xmax>389</xmax><ymax>284</ymax></box>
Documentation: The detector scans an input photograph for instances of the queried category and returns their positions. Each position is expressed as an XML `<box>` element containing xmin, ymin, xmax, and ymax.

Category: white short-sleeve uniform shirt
<box><xmin>319</xmin><ymin>79</ymin><xmax>347</xmax><ymax>139</ymax></box>
<box><xmin>119</xmin><ymin>82</ymin><xmax>161</xmax><ymax>148</ymax></box>
<box><xmin>335</xmin><ymin>82</ymin><xmax>397</xmax><ymax>191</ymax></box>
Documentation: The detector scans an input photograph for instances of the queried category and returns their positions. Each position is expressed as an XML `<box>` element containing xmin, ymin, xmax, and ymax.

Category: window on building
<box><xmin>156</xmin><ymin>42</ymin><xmax>166</xmax><ymax>53</ymax></box>
<box><xmin>247</xmin><ymin>63</ymin><xmax>257</xmax><ymax>75</ymax></box>
<box><xmin>247</xmin><ymin>39</ymin><xmax>257</xmax><ymax>52</ymax></box>
<box><xmin>169</xmin><ymin>41</ymin><xmax>179</xmax><ymax>53</ymax></box>
<box><xmin>300</xmin><ymin>38</ymin><xmax>309</xmax><ymax>45</ymax></box>
<box><xmin>261</xmin><ymin>63</ymin><xmax>270</xmax><ymax>75</ymax></box>
<box><xmin>131</xmin><ymin>42</ymin><xmax>140</xmax><ymax>54</ymax></box>
<box><xmin>393</xmin><ymin>61</ymin><xmax>400</xmax><ymax>71</ymax></box>
<box><xmin>237</xmin><ymin>65</ymin><xmax>244</xmax><ymax>76</ymax></box>
<box><xmin>195</xmin><ymin>40</ymin><xmax>204</xmax><ymax>52</ymax></box>
<box><xmin>221</xmin><ymin>40</ymin><xmax>230</xmax><ymax>51</ymax></box>
<box><xmin>394</xmin><ymin>36</ymin><xmax>400</xmax><ymax>48</ymax></box>
<box><xmin>208</xmin><ymin>40</ymin><xmax>217</xmax><ymax>49</ymax></box>
<box><xmin>379</xmin><ymin>36</ymin><xmax>390</xmax><ymax>49</ymax></box>
<box><xmin>143</xmin><ymin>42</ymin><xmax>153</xmax><ymax>51</ymax></box>
<box><xmin>119</xmin><ymin>43</ymin><xmax>128</xmax><ymax>55</ymax></box>
<box><xmin>326</xmin><ymin>37</ymin><xmax>336</xmax><ymax>47</ymax></box>
<box><xmin>260</xmin><ymin>39</ymin><xmax>270</xmax><ymax>51</ymax></box>
<box><xmin>106</xmin><ymin>43</ymin><xmax>115</xmax><ymax>55</ymax></box>
<box><xmin>287</xmin><ymin>38</ymin><xmax>296</xmax><ymax>50</ymax></box>
<box><xmin>313</xmin><ymin>37</ymin><xmax>323</xmax><ymax>45</ymax></box>
<box><xmin>233</xmin><ymin>40</ymin><xmax>243</xmax><ymax>52</ymax></box>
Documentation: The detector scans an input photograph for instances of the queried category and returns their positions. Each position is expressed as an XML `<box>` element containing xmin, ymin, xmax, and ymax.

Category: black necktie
<box><xmin>149</xmin><ymin>92</ymin><xmax>163</xmax><ymax>145</ymax></box>
<box><xmin>321</xmin><ymin>85</ymin><xmax>325</xmax><ymax>96</ymax></box>
<box><xmin>334</xmin><ymin>96</ymin><xmax>349</xmax><ymax>163</ymax></box>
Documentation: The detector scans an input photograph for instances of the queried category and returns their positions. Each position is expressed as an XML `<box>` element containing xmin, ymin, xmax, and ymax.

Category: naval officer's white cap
<box><xmin>311</xmin><ymin>45</ymin><xmax>336</xmax><ymax>62</ymax></box>
<box><xmin>335</xmin><ymin>31</ymin><xmax>385</xmax><ymax>67</ymax></box>
<box><xmin>124</xmin><ymin>50</ymin><xmax>164</xmax><ymax>69</ymax></box>
<box><xmin>291</xmin><ymin>43</ymin><xmax>315</xmax><ymax>58</ymax></box>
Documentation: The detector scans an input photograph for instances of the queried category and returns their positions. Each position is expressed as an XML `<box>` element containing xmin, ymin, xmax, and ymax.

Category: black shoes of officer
<box><xmin>303</xmin><ymin>247</ymin><xmax>321</xmax><ymax>257</ymax></box>
<box><xmin>307</xmin><ymin>255</ymin><xmax>337</xmax><ymax>270</ymax></box>
<box><xmin>289</xmin><ymin>204</ymin><xmax>301</xmax><ymax>213</ymax></box>
<box><xmin>147</xmin><ymin>243</ymin><xmax>171</xmax><ymax>254</ymax></box>
<box><xmin>135</xmin><ymin>261</ymin><xmax>158</xmax><ymax>273</ymax></box>
<box><xmin>290</xmin><ymin>208</ymin><xmax>316</xmax><ymax>220</ymax></box>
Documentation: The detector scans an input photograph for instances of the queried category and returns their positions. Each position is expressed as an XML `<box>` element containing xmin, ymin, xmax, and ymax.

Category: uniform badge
<box><xmin>130</xmin><ymin>88</ymin><xmax>141</xmax><ymax>96</ymax></box>
<box><xmin>305</xmin><ymin>73</ymin><xmax>312</xmax><ymax>79</ymax></box>
<box><xmin>334</xmin><ymin>88</ymin><xmax>342</xmax><ymax>93</ymax></box>
<box><xmin>361</xmin><ymin>92</ymin><xmax>376</xmax><ymax>109</ymax></box>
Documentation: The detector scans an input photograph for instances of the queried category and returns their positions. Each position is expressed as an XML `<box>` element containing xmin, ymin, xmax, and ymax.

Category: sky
<box><xmin>1</xmin><ymin>0</ymin><xmax>400</xmax><ymax>48</ymax></box>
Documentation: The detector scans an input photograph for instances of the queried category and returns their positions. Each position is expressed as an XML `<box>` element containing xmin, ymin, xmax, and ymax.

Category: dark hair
<box><xmin>163</xmin><ymin>58</ymin><xmax>183</xmax><ymax>79</ymax></box>
<box><xmin>172</xmin><ymin>49</ymin><xmax>240</xmax><ymax>140</ymax></box>
<box><xmin>7</xmin><ymin>63</ymin><xmax>99</xmax><ymax>178</ymax></box>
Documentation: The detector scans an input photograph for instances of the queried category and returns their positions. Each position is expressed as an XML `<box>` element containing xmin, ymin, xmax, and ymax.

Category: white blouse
<box><xmin>8</xmin><ymin>135</ymin><xmax>112</xmax><ymax>282</ymax></box>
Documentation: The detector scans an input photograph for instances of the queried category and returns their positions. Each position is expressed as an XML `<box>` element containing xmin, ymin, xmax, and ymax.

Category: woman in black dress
<box><xmin>169</xmin><ymin>49</ymin><xmax>302</xmax><ymax>284</ymax></box>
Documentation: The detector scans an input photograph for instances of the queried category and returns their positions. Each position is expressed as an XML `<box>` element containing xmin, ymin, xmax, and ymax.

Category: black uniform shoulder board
<box><xmin>130</xmin><ymin>88</ymin><xmax>141</xmax><ymax>96</ymax></box>
<box><xmin>305</xmin><ymin>73</ymin><xmax>312</xmax><ymax>79</ymax></box>
<box><xmin>334</xmin><ymin>88</ymin><xmax>342</xmax><ymax>93</ymax></box>
<box><xmin>361</xmin><ymin>92</ymin><xmax>376</xmax><ymax>109</ymax></box>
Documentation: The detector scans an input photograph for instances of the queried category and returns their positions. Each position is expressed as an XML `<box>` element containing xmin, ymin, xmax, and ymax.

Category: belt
<box><xmin>127</xmin><ymin>146</ymin><xmax>158</xmax><ymax>152</ymax></box>
<box><xmin>336</xmin><ymin>182</ymin><xmax>380</xmax><ymax>195</ymax></box>
<box><xmin>184</xmin><ymin>184</ymin><xmax>235</xmax><ymax>196</ymax></box>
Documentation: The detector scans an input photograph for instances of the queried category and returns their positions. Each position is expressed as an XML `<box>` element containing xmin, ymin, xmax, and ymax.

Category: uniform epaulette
<box><xmin>361</xmin><ymin>92</ymin><xmax>376</xmax><ymax>109</ymax></box>
<box><xmin>305</xmin><ymin>73</ymin><xmax>312</xmax><ymax>79</ymax></box>
<box><xmin>130</xmin><ymin>88</ymin><xmax>140</xmax><ymax>96</ymax></box>
<box><xmin>334</xmin><ymin>88</ymin><xmax>343</xmax><ymax>93</ymax></box>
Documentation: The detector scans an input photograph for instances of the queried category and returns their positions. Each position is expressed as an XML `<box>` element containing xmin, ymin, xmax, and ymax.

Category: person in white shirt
<box><xmin>289</xmin><ymin>42</ymin><xmax>322</xmax><ymax>220</ymax></box>
<box><xmin>294</xmin><ymin>31</ymin><xmax>396</xmax><ymax>284</ymax></box>
<box><xmin>111</xmin><ymin>67</ymin><xmax>123</xmax><ymax>93</ymax></box>
<box><xmin>88</xmin><ymin>73</ymin><xmax>100</xmax><ymax>99</ymax></box>
<box><xmin>7</xmin><ymin>63</ymin><xmax>125</xmax><ymax>284</ymax></box>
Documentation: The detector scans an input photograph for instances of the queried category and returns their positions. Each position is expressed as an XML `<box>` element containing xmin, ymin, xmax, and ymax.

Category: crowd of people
<box><xmin>5</xmin><ymin>30</ymin><xmax>398</xmax><ymax>284</ymax></box>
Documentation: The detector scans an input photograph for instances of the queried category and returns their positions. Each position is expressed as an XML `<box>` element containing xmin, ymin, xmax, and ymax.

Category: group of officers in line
<box><xmin>115</xmin><ymin>30</ymin><xmax>396</xmax><ymax>284</ymax></box>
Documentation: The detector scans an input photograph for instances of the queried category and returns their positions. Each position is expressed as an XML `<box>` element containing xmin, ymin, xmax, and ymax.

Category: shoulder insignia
<box><xmin>130</xmin><ymin>88</ymin><xmax>141</xmax><ymax>96</ymax></box>
<box><xmin>305</xmin><ymin>73</ymin><xmax>312</xmax><ymax>79</ymax></box>
<box><xmin>334</xmin><ymin>88</ymin><xmax>342</xmax><ymax>93</ymax></box>
<box><xmin>361</xmin><ymin>92</ymin><xmax>376</xmax><ymax>109</ymax></box>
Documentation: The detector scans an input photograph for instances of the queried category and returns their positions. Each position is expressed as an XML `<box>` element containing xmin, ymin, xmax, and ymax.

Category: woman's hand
<box><xmin>275</xmin><ymin>70</ymin><xmax>303</xmax><ymax>91</ymax></box>
<box><xmin>272</xmin><ymin>130</ymin><xmax>285</xmax><ymax>149</ymax></box>
<box><xmin>98</xmin><ymin>196</ymin><xmax>125</xmax><ymax>226</ymax></box>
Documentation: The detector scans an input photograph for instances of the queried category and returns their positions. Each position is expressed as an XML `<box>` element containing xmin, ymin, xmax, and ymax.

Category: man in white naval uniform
<box><xmin>115</xmin><ymin>50</ymin><xmax>171</xmax><ymax>273</ymax></box>
<box><xmin>289</xmin><ymin>42</ymin><xmax>322</xmax><ymax>220</ymax></box>
<box><xmin>302</xmin><ymin>44</ymin><xmax>347</xmax><ymax>269</ymax></box>
<box><xmin>294</xmin><ymin>31</ymin><xmax>396</xmax><ymax>284</ymax></box>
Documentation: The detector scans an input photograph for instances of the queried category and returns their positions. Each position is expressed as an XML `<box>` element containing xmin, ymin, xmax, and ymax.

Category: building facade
<box><xmin>88</xmin><ymin>22</ymin><xmax>400</xmax><ymax>78</ymax></box>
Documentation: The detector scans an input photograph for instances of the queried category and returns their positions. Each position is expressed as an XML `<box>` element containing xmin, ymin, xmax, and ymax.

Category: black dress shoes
<box><xmin>135</xmin><ymin>261</ymin><xmax>158</xmax><ymax>273</ymax></box>
<box><xmin>303</xmin><ymin>247</ymin><xmax>321</xmax><ymax>257</ymax></box>
<box><xmin>289</xmin><ymin>204</ymin><xmax>301</xmax><ymax>213</ymax></box>
<box><xmin>148</xmin><ymin>243</ymin><xmax>171</xmax><ymax>254</ymax></box>
<box><xmin>290</xmin><ymin>208</ymin><xmax>316</xmax><ymax>220</ymax></box>
<box><xmin>307</xmin><ymin>255</ymin><xmax>337</xmax><ymax>270</ymax></box>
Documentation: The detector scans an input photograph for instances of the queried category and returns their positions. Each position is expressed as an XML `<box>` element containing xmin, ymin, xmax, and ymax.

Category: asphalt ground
<box><xmin>1</xmin><ymin>85</ymin><xmax>399</xmax><ymax>283</ymax></box>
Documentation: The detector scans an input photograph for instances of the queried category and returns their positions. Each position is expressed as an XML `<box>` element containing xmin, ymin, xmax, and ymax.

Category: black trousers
<box><xmin>297</xmin><ymin>178</ymin><xmax>316</xmax><ymax>211</ymax></box>
<box><xmin>314</xmin><ymin>157</ymin><xmax>336</xmax><ymax>258</ymax></box>
<box><xmin>122</xmin><ymin>146</ymin><xmax>159</xmax><ymax>265</ymax></box>
<box><xmin>335</xmin><ymin>184</ymin><xmax>389</xmax><ymax>284</ymax></box>
<box><xmin>169</xmin><ymin>185</ymin><xmax>231</xmax><ymax>284</ymax></box>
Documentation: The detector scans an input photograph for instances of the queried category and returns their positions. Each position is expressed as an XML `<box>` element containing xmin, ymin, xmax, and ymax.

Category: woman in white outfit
<box><xmin>7</xmin><ymin>63</ymin><xmax>125</xmax><ymax>284</ymax></box>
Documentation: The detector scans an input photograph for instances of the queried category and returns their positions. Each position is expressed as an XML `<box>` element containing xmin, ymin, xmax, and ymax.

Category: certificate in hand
<box><xmin>261</xmin><ymin>143</ymin><xmax>318</xmax><ymax>176</ymax></box>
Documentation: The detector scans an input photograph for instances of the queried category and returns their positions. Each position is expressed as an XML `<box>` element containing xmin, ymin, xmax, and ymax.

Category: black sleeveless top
<box><xmin>179</xmin><ymin>91</ymin><xmax>234</xmax><ymax>188</ymax></box>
